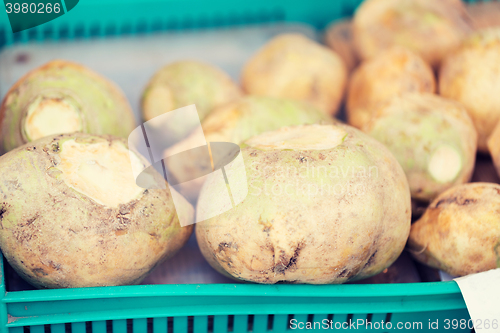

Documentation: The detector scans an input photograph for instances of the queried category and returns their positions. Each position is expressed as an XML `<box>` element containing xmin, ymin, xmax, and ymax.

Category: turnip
<box><xmin>440</xmin><ymin>28</ymin><xmax>500</xmax><ymax>152</ymax></box>
<box><xmin>363</xmin><ymin>93</ymin><xmax>477</xmax><ymax>201</ymax></box>
<box><xmin>196</xmin><ymin>124</ymin><xmax>411</xmax><ymax>284</ymax></box>
<box><xmin>0</xmin><ymin>60</ymin><xmax>136</xmax><ymax>153</ymax></box>
<box><xmin>409</xmin><ymin>182</ymin><xmax>500</xmax><ymax>277</ymax></box>
<box><xmin>347</xmin><ymin>47</ymin><xmax>435</xmax><ymax>129</ymax></box>
<box><xmin>0</xmin><ymin>133</ymin><xmax>193</xmax><ymax>288</ymax></box>
<box><xmin>241</xmin><ymin>34</ymin><xmax>347</xmax><ymax>116</ymax></box>
<box><xmin>353</xmin><ymin>0</ymin><xmax>472</xmax><ymax>67</ymax></box>
<box><xmin>141</xmin><ymin>60</ymin><xmax>242</xmax><ymax>145</ymax></box>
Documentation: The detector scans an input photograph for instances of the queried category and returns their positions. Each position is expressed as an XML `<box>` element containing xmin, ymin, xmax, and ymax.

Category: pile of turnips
<box><xmin>0</xmin><ymin>0</ymin><xmax>499</xmax><ymax>289</ymax></box>
<box><xmin>327</xmin><ymin>0</ymin><xmax>500</xmax><ymax>279</ymax></box>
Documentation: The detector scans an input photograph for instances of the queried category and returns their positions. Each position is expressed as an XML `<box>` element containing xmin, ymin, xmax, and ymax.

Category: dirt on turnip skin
<box><xmin>0</xmin><ymin>133</ymin><xmax>193</xmax><ymax>289</ymax></box>
<box><xmin>409</xmin><ymin>182</ymin><xmax>500</xmax><ymax>277</ymax></box>
<box><xmin>196</xmin><ymin>124</ymin><xmax>411</xmax><ymax>284</ymax></box>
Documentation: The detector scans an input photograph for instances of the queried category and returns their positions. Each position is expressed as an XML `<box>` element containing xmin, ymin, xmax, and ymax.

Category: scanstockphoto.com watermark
<box><xmin>290</xmin><ymin>318</ymin><xmax>499</xmax><ymax>330</ymax></box>
<box><xmin>249</xmin><ymin>161</ymin><xmax>379</xmax><ymax>197</ymax></box>
<box><xmin>290</xmin><ymin>318</ymin><xmax>423</xmax><ymax>331</ymax></box>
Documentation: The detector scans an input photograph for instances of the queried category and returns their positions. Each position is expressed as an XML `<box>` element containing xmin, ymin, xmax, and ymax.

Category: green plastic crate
<box><xmin>0</xmin><ymin>0</ymin><xmax>491</xmax><ymax>332</ymax></box>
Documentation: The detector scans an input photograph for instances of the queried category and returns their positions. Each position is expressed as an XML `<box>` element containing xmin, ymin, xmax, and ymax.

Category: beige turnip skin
<box><xmin>0</xmin><ymin>60</ymin><xmax>136</xmax><ymax>154</ymax></box>
<box><xmin>440</xmin><ymin>28</ymin><xmax>500</xmax><ymax>152</ymax></box>
<box><xmin>353</xmin><ymin>0</ymin><xmax>472</xmax><ymax>68</ymax></box>
<box><xmin>241</xmin><ymin>34</ymin><xmax>347</xmax><ymax>116</ymax></box>
<box><xmin>347</xmin><ymin>47</ymin><xmax>435</xmax><ymax>129</ymax></box>
<box><xmin>141</xmin><ymin>60</ymin><xmax>242</xmax><ymax>144</ymax></box>
<box><xmin>409</xmin><ymin>183</ymin><xmax>500</xmax><ymax>277</ymax></box>
<box><xmin>165</xmin><ymin>96</ymin><xmax>333</xmax><ymax>202</ymax></box>
<box><xmin>363</xmin><ymin>93</ymin><xmax>477</xmax><ymax>202</ymax></box>
<box><xmin>0</xmin><ymin>133</ymin><xmax>193</xmax><ymax>289</ymax></box>
<box><xmin>196</xmin><ymin>124</ymin><xmax>411</xmax><ymax>284</ymax></box>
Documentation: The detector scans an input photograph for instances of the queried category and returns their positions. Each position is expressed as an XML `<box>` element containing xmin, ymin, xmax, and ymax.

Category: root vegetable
<box><xmin>408</xmin><ymin>182</ymin><xmax>500</xmax><ymax>277</ymax></box>
<box><xmin>439</xmin><ymin>28</ymin><xmax>500</xmax><ymax>152</ymax></box>
<box><xmin>363</xmin><ymin>93</ymin><xmax>477</xmax><ymax>201</ymax></box>
<box><xmin>196</xmin><ymin>124</ymin><xmax>411</xmax><ymax>284</ymax></box>
<box><xmin>0</xmin><ymin>60</ymin><xmax>136</xmax><ymax>154</ymax></box>
<box><xmin>353</xmin><ymin>0</ymin><xmax>472</xmax><ymax>67</ymax></box>
<box><xmin>347</xmin><ymin>47</ymin><xmax>435</xmax><ymax>129</ymax></box>
<box><xmin>241</xmin><ymin>34</ymin><xmax>347</xmax><ymax>116</ymax></box>
<box><xmin>141</xmin><ymin>60</ymin><xmax>242</xmax><ymax>144</ymax></box>
<box><xmin>0</xmin><ymin>133</ymin><xmax>193</xmax><ymax>288</ymax></box>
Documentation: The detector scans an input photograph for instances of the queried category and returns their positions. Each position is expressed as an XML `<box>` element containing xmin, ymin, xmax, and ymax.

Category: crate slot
<box><xmin>0</xmin><ymin>26</ymin><xmax>5</xmax><ymax>47</ymax></box>
<box><xmin>27</xmin><ymin>29</ymin><xmax>37</xmax><ymax>41</ymax></box>
<box><xmin>12</xmin><ymin>32</ymin><xmax>23</xmax><ymax>43</ymax></box>
<box><xmin>147</xmin><ymin>319</ymin><xmax>153</xmax><ymax>333</ymax></box>
<box><xmin>73</xmin><ymin>23</ymin><xmax>86</xmax><ymax>39</ymax></box>
<box><xmin>59</xmin><ymin>24</ymin><xmax>70</xmax><ymax>40</ymax></box>
<box><xmin>206</xmin><ymin>316</ymin><xmax>213</xmax><ymax>333</ymax></box>
<box><xmin>186</xmin><ymin>317</ymin><xmax>193</xmax><ymax>333</ymax></box>
<box><xmin>167</xmin><ymin>317</ymin><xmax>173</xmax><ymax>333</ymax></box>
<box><xmin>246</xmin><ymin>315</ymin><xmax>253</xmax><ymax>332</ymax></box>
<box><xmin>85</xmin><ymin>322</ymin><xmax>92</xmax><ymax>333</ymax></box>
<box><xmin>103</xmin><ymin>321</ymin><xmax>111</xmax><ymax>333</ymax></box>
<box><xmin>286</xmin><ymin>315</ymin><xmax>293</xmax><ymax>330</ymax></box>
<box><xmin>89</xmin><ymin>23</ymin><xmax>102</xmax><ymax>38</ymax></box>
<box><xmin>227</xmin><ymin>315</ymin><xmax>234</xmax><ymax>332</ymax></box>
<box><xmin>42</xmin><ymin>25</ymin><xmax>54</xmax><ymax>40</ymax></box>
<box><xmin>127</xmin><ymin>319</ymin><xmax>134</xmax><ymax>333</ymax></box>
<box><xmin>266</xmin><ymin>315</ymin><xmax>273</xmax><ymax>331</ymax></box>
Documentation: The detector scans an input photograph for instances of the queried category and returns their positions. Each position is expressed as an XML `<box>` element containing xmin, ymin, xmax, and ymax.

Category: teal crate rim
<box><xmin>3</xmin><ymin>281</ymin><xmax>468</xmax><ymax>328</ymax></box>
<box><xmin>2</xmin><ymin>281</ymin><xmax>462</xmax><ymax>302</ymax></box>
